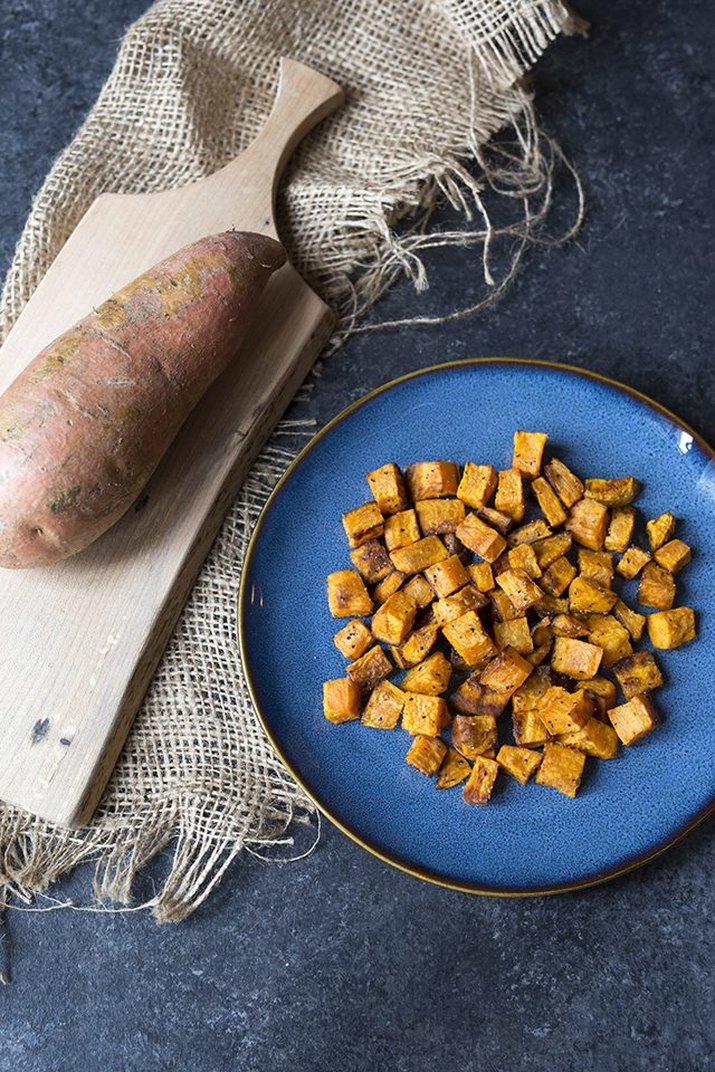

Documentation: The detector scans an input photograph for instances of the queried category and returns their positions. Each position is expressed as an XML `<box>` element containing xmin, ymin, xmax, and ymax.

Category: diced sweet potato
<box><xmin>616</xmin><ymin>546</ymin><xmax>651</xmax><ymax>579</ymax></box>
<box><xmin>543</xmin><ymin>457</ymin><xmax>584</xmax><ymax>508</ymax></box>
<box><xmin>532</xmin><ymin>592</ymin><xmax>570</xmax><ymax>618</ymax></box>
<box><xmin>402</xmin><ymin>574</ymin><xmax>435</xmax><ymax>609</ymax></box>
<box><xmin>494</xmin><ymin>468</ymin><xmax>525</xmax><ymax>522</ymax></box>
<box><xmin>327</xmin><ymin>569</ymin><xmax>373</xmax><ymax>617</ymax></box>
<box><xmin>508</xmin><ymin>519</ymin><xmax>552</xmax><ymax>547</ymax></box>
<box><xmin>512</xmin><ymin>430</ymin><xmax>548</xmax><ymax>477</ymax></box>
<box><xmin>467</xmin><ymin>561</ymin><xmax>495</xmax><ymax>592</ymax></box>
<box><xmin>565</xmin><ymin>498</ymin><xmax>609</xmax><ymax>550</ymax></box>
<box><xmin>531</xmin><ymin>476</ymin><xmax>568</xmax><ymax>527</ymax></box>
<box><xmin>608</xmin><ymin>695</ymin><xmax>658</xmax><ymax>745</ymax></box>
<box><xmin>366</xmin><ymin>462</ymin><xmax>409</xmax><ymax>516</ymax></box>
<box><xmin>605</xmin><ymin>506</ymin><xmax>636</xmax><ymax>553</ymax></box>
<box><xmin>558</xmin><ymin>717</ymin><xmax>619</xmax><ymax>759</ymax></box>
<box><xmin>568</xmin><ymin>575</ymin><xmax>618</xmax><ymax>614</ymax></box>
<box><xmin>580</xmin><ymin>675</ymin><xmax>617</xmax><ymax>709</ymax></box>
<box><xmin>342</xmin><ymin>501</ymin><xmax>384</xmax><ymax>548</ymax></box>
<box><xmin>540</xmin><ymin>556</ymin><xmax>577</xmax><ymax>597</ymax></box>
<box><xmin>402</xmin><ymin>692</ymin><xmax>448</xmax><ymax>736</ymax></box>
<box><xmin>361</xmin><ymin>680</ymin><xmax>405</xmax><ymax>729</ymax></box>
<box><xmin>551</xmin><ymin>637</ymin><xmax>603</xmax><ymax>680</ymax></box>
<box><xmin>585</xmin><ymin>614</ymin><xmax>633</xmax><ymax>668</ymax></box>
<box><xmin>371</xmin><ymin>590</ymin><xmax>417</xmax><ymax>645</ymax></box>
<box><xmin>455</xmin><ymin>513</ymin><xmax>507</xmax><ymax>562</ymax></box>
<box><xmin>491</xmin><ymin>551</ymin><xmax>511</xmax><ymax>578</ymax></box>
<box><xmin>323</xmin><ymin>678</ymin><xmax>362</xmax><ymax>724</ymax></box>
<box><xmin>494</xmin><ymin>616</ymin><xmax>534</xmax><ymax>655</ymax></box>
<box><xmin>511</xmin><ymin>664</ymin><xmax>552</xmax><ymax>713</ymax></box>
<box><xmin>551</xmin><ymin>614</ymin><xmax>590</xmax><ymax>638</ymax></box>
<box><xmin>389</xmin><ymin>535</ymin><xmax>448</xmax><ymax>574</ymax></box>
<box><xmin>612</xmin><ymin>599</ymin><xmax>646</xmax><ymax>641</ymax></box>
<box><xmin>384</xmin><ymin>509</ymin><xmax>421</xmax><ymax>551</ymax></box>
<box><xmin>401</xmin><ymin>651</ymin><xmax>452</xmax><ymax>695</ymax></box>
<box><xmin>477</xmin><ymin>506</ymin><xmax>514</xmax><ymax>535</ymax></box>
<box><xmin>333</xmin><ymin>618</ymin><xmax>373</xmax><ymax>660</ymax></box>
<box><xmin>584</xmin><ymin>477</ymin><xmax>640</xmax><ymax>506</ymax></box>
<box><xmin>527</xmin><ymin>643</ymin><xmax>552</xmax><ymax>668</ymax></box>
<box><xmin>346</xmin><ymin>645</ymin><xmax>392</xmax><ymax>690</ymax></box>
<box><xmin>457</xmin><ymin>462</ymin><xmax>497</xmax><ymax>508</ymax></box>
<box><xmin>578</xmin><ymin>549</ymin><xmax>614</xmax><ymax>588</ymax></box>
<box><xmin>436</xmin><ymin>746</ymin><xmax>471</xmax><ymax>789</ymax></box>
<box><xmin>654</xmin><ymin>539</ymin><xmax>691</xmax><ymax>574</ymax></box>
<box><xmin>532</xmin><ymin>532</ymin><xmax>573</xmax><ymax>568</ymax></box>
<box><xmin>479</xmin><ymin>646</ymin><xmax>533</xmax><ymax>694</ymax></box>
<box><xmin>646</xmin><ymin>511</ymin><xmax>676</xmax><ymax>551</ymax></box>
<box><xmin>638</xmin><ymin>562</ymin><xmax>675</xmax><ymax>610</ymax></box>
<box><xmin>406</xmin><ymin>734</ymin><xmax>447</xmax><ymax>775</ymax></box>
<box><xmin>399</xmin><ymin>623</ymin><xmax>440</xmax><ymax>666</ymax></box>
<box><xmin>442</xmin><ymin>610</ymin><xmax>498</xmax><ymax>667</ymax></box>
<box><xmin>535</xmin><ymin>742</ymin><xmax>586</xmax><ymax>798</ymax></box>
<box><xmin>512</xmin><ymin>708</ymin><xmax>551</xmax><ymax>746</ymax></box>
<box><xmin>497</xmin><ymin>744</ymin><xmax>543</xmax><ymax>784</ymax></box>
<box><xmin>463</xmin><ymin>756</ymin><xmax>500</xmax><ymax>804</ymax></box>
<box><xmin>490</xmin><ymin>589</ymin><xmax>524</xmax><ymax>623</ymax></box>
<box><xmin>406</xmin><ymin>461</ymin><xmax>459</xmax><ymax>501</ymax></box>
<box><xmin>508</xmin><ymin>543</ymin><xmax>542</xmax><ymax>579</ymax></box>
<box><xmin>647</xmin><ymin>607</ymin><xmax>696</xmax><ymax>649</ymax></box>
<box><xmin>452</xmin><ymin>713</ymin><xmax>498</xmax><ymax>760</ymax></box>
<box><xmin>373</xmin><ymin>570</ymin><xmax>406</xmax><ymax>604</ymax></box>
<box><xmin>496</xmin><ymin>569</ymin><xmax>543</xmax><ymax>612</ymax></box>
<box><xmin>433</xmin><ymin>585</ymin><xmax>488</xmax><ymax>626</ymax></box>
<box><xmin>538</xmin><ymin>687</ymin><xmax>592</xmax><ymax>735</ymax></box>
<box><xmin>613</xmin><ymin>651</ymin><xmax>664</xmax><ymax>699</ymax></box>
<box><xmin>349</xmin><ymin>539</ymin><xmax>393</xmax><ymax>584</ymax></box>
<box><xmin>415</xmin><ymin>498</ymin><xmax>466</xmax><ymax>536</ymax></box>
<box><xmin>424</xmin><ymin>554</ymin><xmax>470</xmax><ymax>598</ymax></box>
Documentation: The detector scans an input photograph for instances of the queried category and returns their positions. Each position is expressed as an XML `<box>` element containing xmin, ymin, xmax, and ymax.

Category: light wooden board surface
<box><xmin>0</xmin><ymin>58</ymin><xmax>343</xmax><ymax>827</ymax></box>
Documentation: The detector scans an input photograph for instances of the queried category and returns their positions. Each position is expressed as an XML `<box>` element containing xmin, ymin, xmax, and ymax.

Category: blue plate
<box><xmin>238</xmin><ymin>359</ymin><xmax>715</xmax><ymax>894</ymax></box>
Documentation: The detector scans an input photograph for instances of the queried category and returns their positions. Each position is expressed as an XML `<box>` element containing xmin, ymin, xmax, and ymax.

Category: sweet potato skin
<box><xmin>0</xmin><ymin>231</ymin><xmax>285</xmax><ymax>568</ymax></box>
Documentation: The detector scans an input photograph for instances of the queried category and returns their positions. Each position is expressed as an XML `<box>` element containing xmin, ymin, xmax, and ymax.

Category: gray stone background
<box><xmin>0</xmin><ymin>1</ymin><xmax>713</xmax><ymax>1070</ymax></box>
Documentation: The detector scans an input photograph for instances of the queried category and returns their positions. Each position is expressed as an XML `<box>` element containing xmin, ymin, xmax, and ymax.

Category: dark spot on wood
<box><xmin>134</xmin><ymin>493</ymin><xmax>149</xmax><ymax>513</ymax></box>
<box><xmin>31</xmin><ymin>718</ymin><xmax>50</xmax><ymax>745</ymax></box>
<box><xmin>59</xmin><ymin>737</ymin><xmax>71</xmax><ymax>746</ymax></box>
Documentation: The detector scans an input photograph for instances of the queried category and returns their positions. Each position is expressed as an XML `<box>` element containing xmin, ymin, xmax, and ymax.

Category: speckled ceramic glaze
<box><xmin>239</xmin><ymin>359</ymin><xmax>715</xmax><ymax>894</ymax></box>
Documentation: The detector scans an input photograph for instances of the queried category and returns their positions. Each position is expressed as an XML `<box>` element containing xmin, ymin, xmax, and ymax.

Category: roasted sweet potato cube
<box><xmin>508</xmin><ymin>543</ymin><xmax>542</xmax><ymax>579</ymax></box>
<box><xmin>551</xmin><ymin>637</ymin><xmax>603</xmax><ymax>680</ymax></box>
<box><xmin>494</xmin><ymin>467</ymin><xmax>525</xmax><ymax>522</ymax></box>
<box><xmin>507</xmin><ymin>519</ymin><xmax>552</xmax><ymax>547</ymax></box>
<box><xmin>491</xmin><ymin>551</ymin><xmax>511</xmax><ymax>578</ymax></box>
<box><xmin>496</xmin><ymin>569</ymin><xmax>543</xmax><ymax>612</ymax></box>
<box><xmin>497</xmin><ymin>744</ymin><xmax>543</xmax><ymax>784</ymax></box>
<box><xmin>613</xmin><ymin>599</ymin><xmax>646</xmax><ymax>641</ymax></box>
<box><xmin>456</xmin><ymin>513</ymin><xmax>507</xmax><ymax>562</ymax></box>
<box><xmin>527</xmin><ymin>643</ymin><xmax>552</xmax><ymax>668</ymax></box>
<box><xmin>463</xmin><ymin>756</ymin><xmax>500</xmax><ymax>804</ymax></box>
<box><xmin>433</xmin><ymin>585</ymin><xmax>488</xmax><ymax>626</ymax></box>
<box><xmin>511</xmin><ymin>665</ymin><xmax>552</xmax><ymax>714</ymax></box>
<box><xmin>384</xmin><ymin>509</ymin><xmax>421</xmax><ymax>551</ymax></box>
<box><xmin>585</xmin><ymin>614</ymin><xmax>632</xmax><ymax>668</ymax></box>
<box><xmin>442</xmin><ymin>611</ymin><xmax>497</xmax><ymax>667</ymax></box>
<box><xmin>538</xmin><ymin>687</ymin><xmax>592</xmax><ymax>735</ymax></box>
<box><xmin>605</xmin><ymin>506</ymin><xmax>636</xmax><ymax>553</ymax></box>
<box><xmin>389</xmin><ymin>535</ymin><xmax>448</xmax><ymax>575</ymax></box>
<box><xmin>436</xmin><ymin>746</ymin><xmax>471</xmax><ymax>789</ymax></box>
<box><xmin>415</xmin><ymin>497</ymin><xmax>466</xmax><ymax>536</ymax></box>
<box><xmin>584</xmin><ymin>477</ymin><xmax>640</xmax><ymax>506</ymax></box>
<box><xmin>349</xmin><ymin>539</ymin><xmax>393</xmax><ymax>584</ymax></box>
<box><xmin>536</xmin><ymin>743</ymin><xmax>586</xmax><ymax>798</ymax></box>
<box><xmin>608</xmin><ymin>695</ymin><xmax>658</xmax><ymax>745</ymax></box>
<box><xmin>565</xmin><ymin>498</ymin><xmax>609</xmax><ymax>550</ymax></box>
<box><xmin>638</xmin><ymin>562</ymin><xmax>675</xmax><ymax>610</ymax></box>
<box><xmin>531</xmin><ymin>476</ymin><xmax>568</xmax><ymax>527</ymax></box>
<box><xmin>342</xmin><ymin>501</ymin><xmax>384</xmax><ymax>548</ymax></box>
<box><xmin>400</xmin><ymin>623</ymin><xmax>439</xmax><ymax>667</ymax></box>
<box><xmin>424</xmin><ymin>554</ymin><xmax>470</xmax><ymax>598</ymax></box>
<box><xmin>373</xmin><ymin>570</ymin><xmax>406</xmax><ymax>604</ymax></box>
<box><xmin>449</xmin><ymin>673</ymin><xmax>511</xmax><ymax>718</ymax></box>
<box><xmin>490</xmin><ymin>589</ymin><xmax>524</xmax><ymax>622</ymax></box>
<box><xmin>580</xmin><ymin>675</ymin><xmax>617</xmax><ymax>709</ymax></box>
<box><xmin>578</xmin><ymin>549</ymin><xmax>614</xmax><ymax>588</ymax></box>
<box><xmin>558</xmin><ymin>718</ymin><xmax>619</xmax><ymax>759</ymax></box>
<box><xmin>467</xmin><ymin>561</ymin><xmax>495</xmax><ymax>592</ymax></box>
<box><xmin>346</xmin><ymin>645</ymin><xmax>392</xmax><ymax>690</ymax></box>
<box><xmin>361</xmin><ymin>680</ymin><xmax>405</xmax><ymax>729</ymax></box>
<box><xmin>533</xmin><ymin>532</ymin><xmax>573</xmax><ymax>569</ymax></box>
<box><xmin>406</xmin><ymin>461</ymin><xmax>459</xmax><ymax>501</ymax></box>
<box><xmin>654</xmin><ymin>539</ymin><xmax>691</xmax><ymax>574</ymax></box>
<box><xmin>493</xmin><ymin>616</ymin><xmax>533</xmax><ymax>655</ymax></box>
<box><xmin>323</xmin><ymin>678</ymin><xmax>362</xmax><ymax>724</ymax></box>
<box><xmin>479</xmin><ymin>646</ymin><xmax>533</xmax><ymax>694</ymax></box>
<box><xmin>543</xmin><ymin>457</ymin><xmax>584</xmax><ymax>508</ymax></box>
<box><xmin>551</xmin><ymin>614</ymin><xmax>590</xmax><ymax>638</ymax></box>
<box><xmin>457</xmin><ymin>462</ymin><xmax>497</xmax><ymax>508</ymax></box>
<box><xmin>452</xmin><ymin>713</ymin><xmax>498</xmax><ymax>760</ymax></box>
<box><xmin>512</xmin><ymin>430</ymin><xmax>548</xmax><ymax>477</ymax></box>
<box><xmin>333</xmin><ymin>618</ymin><xmax>373</xmax><ymax>660</ymax></box>
<box><xmin>371</xmin><ymin>590</ymin><xmax>417</xmax><ymax>645</ymax></box>
<box><xmin>366</xmin><ymin>462</ymin><xmax>409</xmax><ymax>515</ymax></box>
<box><xmin>402</xmin><ymin>574</ymin><xmax>435</xmax><ymax>609</ymax></box>
<box><xmin>402</xmin><ymin>692</ymin><xmax>447</xmax><ymax>736</ymax></box>
<box><xmin>648</xmin><ymin>607</ymin><xmax>696</xmax><ymax>649</ymax></box>
<box><xmin>532</xmin><ymin>592</ymin><xmax>570</xmax><ymax>618</ymax></box>
<box><xmin>402</xmin><ymin>651</ymin><xmax>452</xmax><ymax>695</ymax></box>
<box><xmin>540</xmin><ymin>556</ymin><xmax>577</xmax><ymax>597</ymax></box>
<box><xmin>532</xmin><ymin>619</ymin><xmax>553</xmax><ymax>647</ymax></box>
<box><xmin>512</xmin><ymin>708</ymin><xmax>551</xmax><ymax>746</ymax></box>
<box><xmin>646</xmin><ymin>511</ymin><xmax>676</xmax><ymax>551</ymax></box>
<box><xmin>406</xmin><ymin>734</ymin><xmax>447</xmax><ymax>775</ymax></box>
<box><xmin>613</xmin><ymin>651</ymin><xmax>663</xmax><ymax>699</ymax></box>
<box><xmin>568</xmin><ymin>575</ymin><xmax>618</xmax><ymax>614</ymax></box>
<box><xmin>327</xmin><ymin>570</ymin><xmax>373</xmax><ymax>617</ymax></box>
<box><xmin>616</xmin><ymin>546</ymin><xmax>652</xmax><ymax>579</ymax></box>
<box><xmin>478</xmin><ymin>506</ymin><xmax>514</xmax><ymax>535</ymax></box>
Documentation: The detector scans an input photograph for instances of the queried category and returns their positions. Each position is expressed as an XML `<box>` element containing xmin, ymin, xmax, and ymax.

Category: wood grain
<box><xmin>0</xmin><ymin>59</ymin><xmax>343</xmax><ymax>827</ymax></box>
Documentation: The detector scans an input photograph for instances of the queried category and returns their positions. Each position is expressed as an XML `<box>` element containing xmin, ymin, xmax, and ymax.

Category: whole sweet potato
<box><xmin>0</xmin><ymin>230</ymin><xmax>285</xmax><ymax>568</ymax></box>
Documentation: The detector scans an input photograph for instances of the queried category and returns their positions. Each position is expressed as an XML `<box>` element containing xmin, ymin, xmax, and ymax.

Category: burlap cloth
<box><xmin>0</xmin><ymin>0</ymin><xmax>584</xmax><ymax>932</ymax></box>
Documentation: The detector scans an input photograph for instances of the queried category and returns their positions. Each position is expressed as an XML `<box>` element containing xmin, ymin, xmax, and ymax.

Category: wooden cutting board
<box><xmin>0</xmin><ymin>58</ymin><xmax>343</xmax><ymax>827</ymax></box>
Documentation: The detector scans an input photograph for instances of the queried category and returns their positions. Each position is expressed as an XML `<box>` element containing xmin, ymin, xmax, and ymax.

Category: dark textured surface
<box><xmin>1</xmin><ymin>2</ymin><xmax>714</xmax><ymax>1070</ymax></box>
